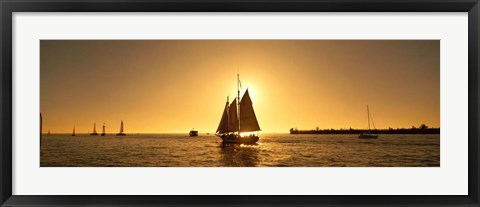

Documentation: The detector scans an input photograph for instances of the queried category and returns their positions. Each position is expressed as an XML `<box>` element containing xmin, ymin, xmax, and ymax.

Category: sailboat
<box><xmin>216</xmin><ymin>74</ymin><xmax>261</xmax><ymax>144</ymax></box>
<box><xmin>358</xmin><ymin>105</ymin><xmax>379</xmax><ymax>139</ymax></box>
<box><xmin>116</xmin><ymin>120</ymin><xmax>126</xmax><ymax>136</ymax></box>
<box><xmin>101</xmin><ymin>123</ymin><xmax>106</xmax><ymax>136</ymax></box>
<box><xmin>72</xmin><ymin>126</ymin><xmax>75</xmax><ymax>136</ymax></box>
<box><xmin>90</xmin><ymin>123</ymin><xmax>98</xmax><ymax>135</ymax></box>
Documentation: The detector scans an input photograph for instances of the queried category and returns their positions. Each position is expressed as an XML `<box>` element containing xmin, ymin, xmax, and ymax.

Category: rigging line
<box><xmin>237</xmin><ymin>66</ymin><xmax>242</xmax><ymax>90</ymax></box>
<box><xmin>370</xmin><ymin>114</ymin><xmax>377</xmax><ymax>130</ymax></box>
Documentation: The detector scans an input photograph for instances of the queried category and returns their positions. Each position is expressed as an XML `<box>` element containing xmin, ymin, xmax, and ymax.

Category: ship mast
<box><xmin>237</xmin><ymin>73</ymin><xmax>240</xmax><ymax>135</ymax></box>
<box><xmin>367</xmin><ymin>105</ymin><xmax>370</xmax><ymax>133</ymax></box>
<box><xmin>226</xmin><ymin>96</ymin><xmax>229</xmax><ymax>132</ymax></box>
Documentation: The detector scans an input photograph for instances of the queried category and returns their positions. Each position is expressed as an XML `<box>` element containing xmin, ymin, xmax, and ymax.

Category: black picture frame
<box><xmin>1</xmin><ymin>0</ymin><xmax>479</xmax><ymax>206</ymax></box>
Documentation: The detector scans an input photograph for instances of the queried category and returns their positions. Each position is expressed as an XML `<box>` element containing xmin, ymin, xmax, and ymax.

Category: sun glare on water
<box><xmin>239</xmin><ymin>132</ymin><xmax>257</xmax><ymax>137</ymax></box>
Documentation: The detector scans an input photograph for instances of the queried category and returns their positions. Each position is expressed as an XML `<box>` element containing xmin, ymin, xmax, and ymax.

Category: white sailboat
<box><xmin>216</xmin><ymin>74</ymin><xmax>261</xmax><ymax>144</ymax></box>
<box><xmin>116</xmin><ymin>120</ymin><xmax>126</xmax><ymax>136</ymax></box>
<box><xmin>90</xmin><ymin>123</ymin><xmax>98</xmax><ymax>135</ymax></box>
<box><xmin>358</xmin><ymin>105</ymin><xmax>379</xmax><ymax>139</ymax></box>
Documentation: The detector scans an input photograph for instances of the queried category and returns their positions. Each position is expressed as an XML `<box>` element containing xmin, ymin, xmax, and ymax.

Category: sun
<box><xmin>247</xmin><ymin>87</ymin><xmax>258</xmax><ymax>102</ymax></box>
<box><xmin>241</xmin><ymin>83</ymin><xmax>259</xmax><ymax>103</ymax></box>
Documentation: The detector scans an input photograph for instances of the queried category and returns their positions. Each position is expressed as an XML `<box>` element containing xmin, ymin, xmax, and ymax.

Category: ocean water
<box><xmin>40</xmin><ymin>133</ymin><xmax>439</xmax><ymax>167</ymax></box>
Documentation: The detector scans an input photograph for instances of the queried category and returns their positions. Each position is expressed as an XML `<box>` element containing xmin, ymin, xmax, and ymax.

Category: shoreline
<box><xmin>290</xmin><ymin>128</ymin><xmax>440</xmax><ymax>135</ymax></box>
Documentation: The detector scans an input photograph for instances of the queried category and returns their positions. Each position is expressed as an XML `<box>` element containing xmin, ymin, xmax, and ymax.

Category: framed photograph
<box><xmin>1</xmin><ymin>0</ymin><xmax>479</xmax><ymax>206</ymax></box>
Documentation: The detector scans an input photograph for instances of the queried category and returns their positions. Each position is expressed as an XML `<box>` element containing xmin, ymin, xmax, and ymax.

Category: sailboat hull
<box><xmin>218</xmin><ymin>134</ymin><xmax>259</xmax><ymax>144</ymax></box>
<box><xmin>116</xmin><ymin>133</ymin><xmax>126</xmax><ymax>136</ymax></box>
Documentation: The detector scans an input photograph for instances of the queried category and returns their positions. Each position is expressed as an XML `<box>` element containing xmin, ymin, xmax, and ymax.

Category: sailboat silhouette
<box><xmin>216</xmin><ymin>74</ymin><xmax>261</xmax><ymax>144</ymax></box>
<box><xmin>358</xmin><ymin>105</ymin><xmax>379</xmax><ymax>139</ymax></box>
<box><xmin>116</xmin><ymin>120</ymin><xmax>126</xmax><ymax>136</ymax></box>
<box><xmin>90</xmin><ymin>123</ymin><xmax>98</xmax><ymax>135</ymax></box>
<box><xmin>101</xmin><ymin>123</ymin><xmax>106</xmax><ymax>136</ymax></box>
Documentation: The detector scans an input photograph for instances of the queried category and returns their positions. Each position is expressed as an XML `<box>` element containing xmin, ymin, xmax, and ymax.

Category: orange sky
<box><xmin>40</xmin><ymin>40</ymin><xmax>439</xmax><ymax>133</ymax></box>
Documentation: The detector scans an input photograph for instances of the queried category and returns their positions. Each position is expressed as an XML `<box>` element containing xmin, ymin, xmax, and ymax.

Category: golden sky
<box><xmin>41</xmin><ymin>40</ymin><xmax>439</xmax><ymax>133</ymax></box>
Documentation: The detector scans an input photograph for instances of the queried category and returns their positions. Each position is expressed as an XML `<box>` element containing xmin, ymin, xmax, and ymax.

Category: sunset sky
<box><xmin>40</xmin><ymin>40</ymin><xmax>439</xmax><ymax>133</ymax></box>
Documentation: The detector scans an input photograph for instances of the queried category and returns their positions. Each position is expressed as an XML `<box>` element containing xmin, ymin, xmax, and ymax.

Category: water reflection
<box><xmin>41</xmin><ymin>134</ymin><xmax>440</xmax><ymax>167</ymax></box>
<box><xmin>218</xmin><ymin>143</ymin><xmax>260</xmax><ymax>167</ymax></box>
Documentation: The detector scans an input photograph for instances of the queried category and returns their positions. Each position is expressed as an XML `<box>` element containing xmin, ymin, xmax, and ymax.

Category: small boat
<box><xmin>116</xmin><ymin>120</ymin><xmax>126</xmax><ymax>136</ymax></box>
<box><xmin>216</xmin><ymin>74</ymin><xmax>261</xmax><ymax>144</ymax></box>
<box><xmin>90</xmin><ymin>123</ymin><xmax>99</xmax><ymax>135</ymax></box>
<box><xmin>48</xmin><ymin>130</ymin><xmax>50</xmax><ymax>135</ymax></box>
<box><xmin>72</xmin><ymin>126</ymin><xmax>75</xmax><ymax>136</ymax></box>
<box><xmin>358</xmin><ymin>105</ymin><xmax>379</xmax><ymax>139</ymax></box>
<box><xmin>189</xmin><ymin>129</ymin><xmax>198</xmax><ymax>137</ymax></box>
<box><xmin>101</xmin><ymin>123</ymin><xmax>106</xmax><ymax>136</ymax></box>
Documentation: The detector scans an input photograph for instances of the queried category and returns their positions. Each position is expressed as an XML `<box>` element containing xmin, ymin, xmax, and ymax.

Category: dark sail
<box><xmin>216</xmin><ymin>102</ymin><xmax>230</xmax><ymax>134</ymax></box>
<box><xmin>240</xmin><ymin>89</ymin><xmax>261</xmax><ymax>132</ymax></box>
<box><xmin>119</xmin><ymin>120</ymin><xmax>124</xmax><ymax>133</ymax></box>
<box><xmin>228</xmin><ymin>98</ymin><xmax>239</xmax><ymax>132</ymax></box>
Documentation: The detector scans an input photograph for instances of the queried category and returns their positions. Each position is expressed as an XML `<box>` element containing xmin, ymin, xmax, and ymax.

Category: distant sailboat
<box><xmin>90</xmin><ymin>123</ymin><xmax>99</xmax><ymax>135</ymax></box>
<box><xmin>358</xmin><ymin>105</ymin><xmax>379</xmax><ymax>139</ymax></box>
<box><xmin>101</xmin><ymin>123</ymin><xmax>106</xmax><ymax>136</ymax></box>
<box><xmin>216</xmin><ymin>74</ymin><xmax>261</xmax><ymax>144</ymax></box>
<box><xmin>116</xmin><ymin>120</ymin><xmax>126</xmax><ymax>136</ymax></box>
<box><xmin>48</xmin><ymin>130</ymin><xmax>50</xmax><ymax>135</ymax></box>
<box><xmin>72</xmin><ymin>126</ymin><xmax>76</xmax><ymax>136</ymax></box>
